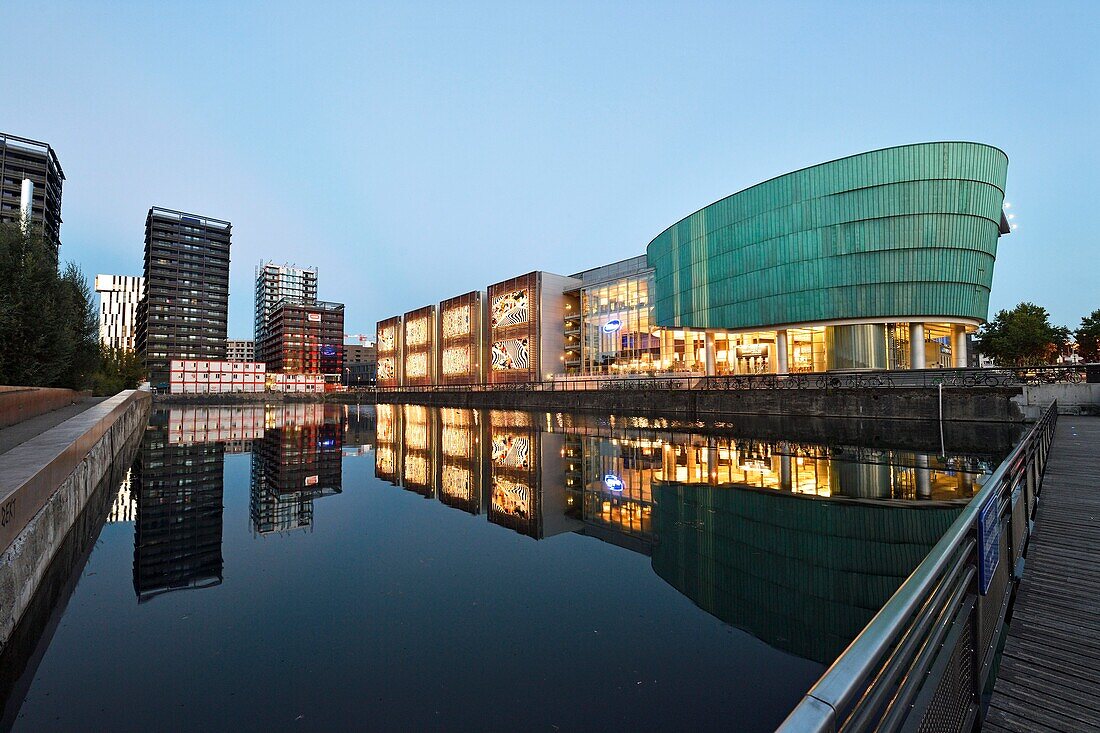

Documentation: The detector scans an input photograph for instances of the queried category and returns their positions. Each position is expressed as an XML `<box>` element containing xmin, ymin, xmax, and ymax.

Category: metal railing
<box><xmin>777</xmin><ymin>400</ymin><xmax>1059</xmax><ymax>733</ymax></box>
<box><xmin>365</xmin><ymin>364</ymin><xmax>1091</xmax><ymax>394</ymax></box>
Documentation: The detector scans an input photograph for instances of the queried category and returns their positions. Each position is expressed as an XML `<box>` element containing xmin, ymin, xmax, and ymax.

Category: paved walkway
<box><xmin>985</xmin><ymin>417</ymin><xmax>1100</xmax><ymax>732</ymax></box>
<box><xmin>0</xmin><ymin>397</ymin><xmax>105</xmax><ymax>456</ymax></box>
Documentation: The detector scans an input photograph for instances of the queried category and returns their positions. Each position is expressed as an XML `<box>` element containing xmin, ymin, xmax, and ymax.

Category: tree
<box><xmin>976</xmin><ymin>302</ymin><xmax>1069</xmax><ymax>366</ymax></box>
<box><xmin>0</xmin><ymin>222</ymin><xmax>101</xmax><ymax>389</ymax></box>
<box><xmin>1075</xmin><ymin>309</ymin><xmax>1100</xmax><ymax>363</ymax></box>
<box><xmin>91</xmin><ymin>345</ymin><xmax>145</xmax><ymax>395</ymax></box>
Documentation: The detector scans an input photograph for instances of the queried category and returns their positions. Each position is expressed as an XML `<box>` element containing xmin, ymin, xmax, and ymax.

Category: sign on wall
<box><xmin>977</xmin><ymin>493</ymin><xmax>1001</xmax><ymax>595</ymax></box>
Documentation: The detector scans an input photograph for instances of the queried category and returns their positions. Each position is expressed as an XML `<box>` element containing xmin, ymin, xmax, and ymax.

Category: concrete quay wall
<box><xmin>0</xmin><ymin>390</ymin><xmax>150</xmax><ymax>652</ymax></box>
<box><xmin>373</xmin><ymin>387</ymin><xmax>1026</xmax><ymax>423</ymax></box>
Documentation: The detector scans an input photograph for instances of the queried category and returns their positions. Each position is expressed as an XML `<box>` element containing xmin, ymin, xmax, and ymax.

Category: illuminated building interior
<box><xmin>566</xmin><ymin>259</ymin><xmax>971</xmax><ymax>376</ymax></box>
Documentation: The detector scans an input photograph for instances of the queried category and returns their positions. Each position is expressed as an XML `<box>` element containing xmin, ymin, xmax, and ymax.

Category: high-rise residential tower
<box><xmin>0</xmin><ymin>132</ymin><xmax>65</xmax><ymax>252</ymax></box>
<box><xmin>254</xmin><ymin>262</ymin><xmax>317</xmax><ymax>344</ymax></box>
<box><xmin>136</xmin><ymin>207</ymin><xmax>231</xmax><ymax>386</ymax></box>
<box><xmin>95</xmin><ymin>274</ymin><xmax>144</xmax><ymax>350</ymax></box>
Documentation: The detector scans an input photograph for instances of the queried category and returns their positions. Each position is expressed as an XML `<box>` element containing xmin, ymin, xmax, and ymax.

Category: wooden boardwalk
<box><xmin>985</xmin><ymin>416</ymin><xmax>1100</xmax><ymax>733</ymax></box>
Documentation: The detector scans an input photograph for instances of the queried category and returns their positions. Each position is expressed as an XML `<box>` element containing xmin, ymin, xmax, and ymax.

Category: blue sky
<box><xmin>3</xmin><ymin>1</ymin><xmax>1097</xmax><ymax>338</ymax></box>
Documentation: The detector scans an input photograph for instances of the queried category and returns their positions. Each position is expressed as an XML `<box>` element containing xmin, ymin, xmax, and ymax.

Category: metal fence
<box><xmin>776</xmin><ymin>399</ymin><xmax>1059</xmax><ymax>733</ymax></box>
<box><xmin>365</xmin><ymin>364</ymin><xmax>1091</xmax><ymax>394</ymax></box>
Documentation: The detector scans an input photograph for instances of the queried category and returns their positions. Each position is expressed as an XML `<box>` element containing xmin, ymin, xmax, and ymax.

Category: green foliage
<box><xmin>0</xmin><ymin>223</ymin><xmax>102</xmax><ymax>389</ymax></box>
<box><xmin>976</xmin><ymin>302</ymin><xmax>1070</xmax><ymax>366</ymax></box>
<box><xmin>91</xmin><ymin>345</ymin><xmax>144</xmax><ymax>395</ymax></box>
<box><xmin>1075</xmin><ymin>309</ymin><xmax>1100</xmax><ymax>363</ymax></box>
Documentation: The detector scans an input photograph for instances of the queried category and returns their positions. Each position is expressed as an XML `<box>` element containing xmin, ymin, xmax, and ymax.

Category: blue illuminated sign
<box><xmin>602</xmin><ymin>319</ymin><xmax>622</xmax><ymax>333</ymax></box>
<box><xmin>603</xmin><ymin>474</ymin><xmax>624</xmax><ymax>491</ymax></box>
<box><xmin>321</xmin><ymin>345</ymin><xmax>336</xmax><ymax>357</ymax></box>
<box><xmin>977</xmin><ymin>494</ymin><xmax>1001</xmax><ymax>595</ymax></box>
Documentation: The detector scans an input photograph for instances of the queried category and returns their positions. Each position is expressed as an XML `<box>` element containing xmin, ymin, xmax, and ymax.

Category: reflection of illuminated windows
<box><xmin>377</xmin><ymin>356</ymin><xmax>396</xmax><ymax>380</ymax></box>
<box><xmin>491</xmin><ymin>289</ymin><xmax>528</xmax><ymax>328</ymax></box>
<box><xmin>442</xmin><ymin>466</ymin><xmax>472</xmax><ymax>500</ymax></box>
<box><xmin>442</xmin><ymin>346</ymin><xmax>471</xmax><ymax>375</ymax></box>
<box><xmin>405</xmin><ymin>318</ymin><xmax>428</xmax><ymax>346</ymax></box>
<box><xmin>404</xmin><ymin>455</ymin><xmax>427</xmax><ymax>485</ymax></box>
<box><xmin>442</xmin><ymin>426</ymin><xmax>471</xmax><ymax>456</ymax></box>
<box><xmin>442</xmin><ymin>306</ymin><xmax>471</xmax><ymax>338</ymax></box>
<box><xmin>378</xmin><ymin>326</ymin><xmax>395</xmax><ymax>352</ymax></box>
<box><xmin>406</xmin><ymin>352</ymin><xmax>428</xmax><ymax>378</ymax></box>
<box><xmin>492</xmin><ymin>478</ymin><xmax>530</xmax><ymax>518</ymax></box>
<box><xmin>491</xmin><ymin>339</ymin><xmax>528</xmax><ymax>371</ymax></box>
<box><xmin>492</xmin><ymin>434</ymin><xmax>530</xmax><ymax>468</ymax></box>
<box><xmin>376</xmin><ymin>447</ymin><xmax>395</xmax><ymax>475</ymax></box>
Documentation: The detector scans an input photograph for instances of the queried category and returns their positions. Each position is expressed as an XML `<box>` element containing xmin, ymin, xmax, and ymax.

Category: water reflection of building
<box><xmin>106</xmin><ymin>469</ymin><xmax>136</xmax><ymax>524</ymax></box>
<box><xmin>402</xmin><ymin>405</ymin><xmax>436</xmax><ymax>498</ymax></box>
<box><xmin>370</xmin><ymin>405</ymin><xmax>1010</xmax><ymax>665</ymax></box>
<box><xmin>250</xmin><ymin>405</ymin><xmax>343</xmax><ymax>535</ymax></box>
<box><xmin>342</xmin><ymin>404</ymin><xmax>377</xmax><ymax>454</ymax></box>
<box><xmin>649</xmin><ymin>482</ymin><xmax>961</xmax><ymax>664</ymax></box>
<box><xmin>133</xmin><ymin>412</ymin><xmax>225</xmax><ymax>602</ymax></box>
<box><xmin>439</xmin><ymin>408</ymin><xmax>486</xmax><ymax>514</ymax></box>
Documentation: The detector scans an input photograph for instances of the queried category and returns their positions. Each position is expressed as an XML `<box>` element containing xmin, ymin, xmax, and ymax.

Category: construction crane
<box><xmin>344</xmin><ymin>333</ymin><xmax>375</xmax><ymax>346</ymax></box>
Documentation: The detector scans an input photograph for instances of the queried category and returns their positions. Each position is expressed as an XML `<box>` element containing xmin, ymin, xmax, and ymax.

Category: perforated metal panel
<box><xmin>917</xmin><ymin>606</ymin><xmax>976</xmax><ymax>733</ymax></box>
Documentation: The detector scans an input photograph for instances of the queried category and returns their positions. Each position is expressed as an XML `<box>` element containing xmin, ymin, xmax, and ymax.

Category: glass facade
<box><xmin>579</xmin><ymin>271</ymin><xmax>658</xmax><ymax>374</ymax></box>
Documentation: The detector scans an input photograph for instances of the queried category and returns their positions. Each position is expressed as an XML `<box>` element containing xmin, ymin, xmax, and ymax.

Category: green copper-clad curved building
<box><xmin>646</xmin><ymin>142</ymin><xmax>1009</xmax><ymax>372</ymax></box>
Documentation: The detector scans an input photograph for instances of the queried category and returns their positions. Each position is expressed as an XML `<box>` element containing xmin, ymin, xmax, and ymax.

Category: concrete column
<box><xmin>776</xmin><ymin>329</ymin><xmax>789</xmax><ymax>375</ymax></box>
<box><xmin>705</xmin><ymin>332</ymin><xmax>716</xmax><ymax>377</ymax></box>
<box><xmin>915</xmin><ymin>453</ymin><xmax>932</xmax><ymax>499</ymax></box>
<box><xmin>910</xmin><ymin>322</ymin><xmax>926</xmax><ymax>369</ymax></box>
<box><xmin>952</xmin><ymin>325</ymin><xmax>968</xmax><ymax>368</ymax></box>
<box><xmin>19</xmin><ymin>179</ymin><xmax>34</xmax><ymax>233</ymax></box>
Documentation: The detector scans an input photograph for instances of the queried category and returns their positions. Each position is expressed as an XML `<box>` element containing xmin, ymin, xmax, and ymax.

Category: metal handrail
<box><xmin>777</xmin><ymin>399</ymin><xmax>1059</xmax><ymax>732</ymax></box>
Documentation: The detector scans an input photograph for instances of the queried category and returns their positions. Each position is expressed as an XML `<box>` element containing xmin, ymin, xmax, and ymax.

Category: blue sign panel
<box><xmin>321</xmin><ymin>345</ymin><xmax>336</xmax><ymax>357</ymax></box>
<box><xmin>602</xmin><ymin>319</ymin><xmax>622</xmax><ymax>333</ymax></box>
<box><xmin>603</xmin><ymin>474</ymin><xmax>624</xmax><ymax>492</ymax></box>
<box><xmin>977</xmin><ymin>494</ymin><xmax>1001</xmax><ymax>595</ymax></box>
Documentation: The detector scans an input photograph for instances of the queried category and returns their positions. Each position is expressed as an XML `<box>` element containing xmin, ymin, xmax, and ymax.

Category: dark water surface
<box><xmin>0</xmin><ymin>404</ymin><xmax>1019</xmax><ymax>732</ymax></box>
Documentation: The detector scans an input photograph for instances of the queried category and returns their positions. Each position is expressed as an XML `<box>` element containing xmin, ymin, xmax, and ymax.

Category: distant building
<box><xmin>254</xmin><ymin>262</ymin><xmax>317</xmax><ymax>345</ymax></box>
<box><xmin>226</xmin><ymin>339</ymin><xmax>255</xmax><ymax>362</ymax></box>
<box><xmin>136</xmin><ymin>207</ymin><xmax>231</xmax><ymax>387</ymax></box>
<box><xmin>257</xmin><ymin>299</ymin><xmax>344</xmax><ymax>375</ymax></box>
<box><xmin>95</xmin><ymin>274</ymin><xmax>144</xmax><ymax>350</ymax></box>
<box><xmin>344</xmin><ymin>344</ymin><xmax>377</xmax><ymax>386</ymax></box>
<box><xmin>0</xmin><ymin>132</ymin><xmax>65</xmax><ymax>252</ymax></box>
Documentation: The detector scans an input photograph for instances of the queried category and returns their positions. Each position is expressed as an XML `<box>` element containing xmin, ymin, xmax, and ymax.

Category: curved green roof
<box><xmin>646</xmin><ymin>142</ymin><xmax>1009</xmax><ymax>330</ymax></box>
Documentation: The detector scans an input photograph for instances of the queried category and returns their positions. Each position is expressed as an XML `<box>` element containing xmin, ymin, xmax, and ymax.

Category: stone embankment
<box><xmin>0</xmin><ymin>390</ymin><xmax>150</xmax><ymax>651</ymax></box>
<box><xmin>373</xmin><ymin>386</ymin><xmax>1027</xmax><ymax>422</ymax></box>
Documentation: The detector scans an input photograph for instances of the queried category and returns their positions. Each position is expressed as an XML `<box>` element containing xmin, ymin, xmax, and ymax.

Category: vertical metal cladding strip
<box><xmin>645</xmin><ymin>142</ymin><xmax>1008</xmax><ymax>332</ymax></box>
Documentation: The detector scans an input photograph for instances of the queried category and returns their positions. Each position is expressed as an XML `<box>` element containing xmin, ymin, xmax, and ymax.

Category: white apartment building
<box><xmin>254</xmin><ymin>261</ymin><xmax>317</xmax><ymax>344</ymax></box>
<box><xmin>95</xmin><ymin>274</ymin><xmax>144</xmax><ymax>350</ymax></box>
<box><xmin>227</xmin><ymin>339</ymin><xmax>256</xmax><ymax>362</ymax></box>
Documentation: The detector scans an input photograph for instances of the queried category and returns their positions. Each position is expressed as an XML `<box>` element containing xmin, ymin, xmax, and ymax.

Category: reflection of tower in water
<box><xmin>250</xmin><ymin>405</ymin><xmax>343</xmax><ymax>536</ymax></box>
<box><xmin>132</xmin><ymin>414</ymin><xmax>224</xmax><ymax>602</ymax></box>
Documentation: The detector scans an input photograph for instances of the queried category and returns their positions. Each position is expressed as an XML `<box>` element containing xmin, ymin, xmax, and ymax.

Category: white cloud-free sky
<box><xmin>4</xmin><ymin>1</ymin><xmax>1097</xmax><ymax>336</ymax></box>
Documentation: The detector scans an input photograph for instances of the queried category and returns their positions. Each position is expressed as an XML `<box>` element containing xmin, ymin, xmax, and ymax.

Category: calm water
<box><xmin>0</xmin><ymin>404</ymin><xmax>1018</xmax><ymax>732</ymax></box>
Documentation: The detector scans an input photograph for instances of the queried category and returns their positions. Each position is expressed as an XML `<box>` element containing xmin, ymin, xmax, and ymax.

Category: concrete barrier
<box><xmin>1013</xmin><ymin>383</ymin><xmax>1100</xmax><ymax>418</ymax></box>
<box><xmin>0</xmin><ymin>390</ymin><xmax>151</xmax><ymax>651</ymax></box>
<box><xmin>0</xmin><ymin>387</ymin><xmax>85</xmax><ymax>429</ymax></box>
<box><xmin>373</xmin><ymin>386</ymin><xmax>1027</xmax><ymax>423</ymax></box>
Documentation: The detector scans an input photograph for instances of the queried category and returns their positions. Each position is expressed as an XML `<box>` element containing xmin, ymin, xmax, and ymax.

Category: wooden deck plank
<box><xmin>984</xmin><ymin>417</ymin><xmax>1100</xmax><ymax>732</ymax></box>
